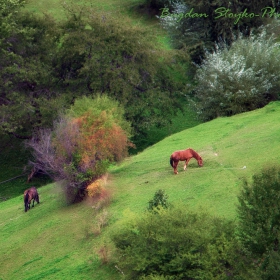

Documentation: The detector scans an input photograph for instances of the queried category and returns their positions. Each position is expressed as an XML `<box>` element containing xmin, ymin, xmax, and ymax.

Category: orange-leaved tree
<box><xmin>26</xmin><ymin>95</ymin><xmax>133</xmax><ymax>202</ymax></box>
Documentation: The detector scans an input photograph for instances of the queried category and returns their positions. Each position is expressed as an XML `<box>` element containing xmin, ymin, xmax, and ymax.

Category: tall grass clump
<box><xmin>194</xmin><ymin>30</ymin><xmax>280</xmax><ymax>121</ymax></box>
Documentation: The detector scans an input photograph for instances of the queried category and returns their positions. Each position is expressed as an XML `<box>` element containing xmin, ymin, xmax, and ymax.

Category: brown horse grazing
<box><xmin>170</xmin><ymin>148</ymin><xmax>203</xmax><ymax>174</ymax></box>
<box><xmin>24</xmin><ymin>187</ymin><xmax>40</xmax><ymax>212</ymax></box>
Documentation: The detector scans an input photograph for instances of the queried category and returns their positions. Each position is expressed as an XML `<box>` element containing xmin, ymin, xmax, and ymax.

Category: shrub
<box><xmin>86</xmin><ymin>175</ymin><xmax>111</xmax><ymax>210</ymax></box>
<box><xmin>238</xmin><ymin>164</ymin><xmax>280</xmax><ymax>277</ymax></box>
<box><xmin>111</xmin><ymin>205</ymin><xmax>242</xmax><ymax>279</ymax></box>
<box><xmin>93</xmin><ymin>209</ymin><xmax>110</xmax><ymax>236</ymax></box>
<box><xmin>147</xmin><ymin>189</ymin><xmax>169</xmax><ymax>211</ymax></box>
<box><xmin>87</xmin><ymin>179</ymin><xmax>105</xmax><ymax>198</ymax></box>
<box><xmin>194</xmin><ymin>30</ymin><xmax>280</xmax><ymax>121</ymax></box>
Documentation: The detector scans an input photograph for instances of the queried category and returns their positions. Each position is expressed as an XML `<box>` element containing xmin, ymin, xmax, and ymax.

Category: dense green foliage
<box><xmin>0</xmin><ymin>7</ymin><xmax>64</xmax><ymax>138</ymax></box>
<box><xmin>154</xmin><ymin>0</ymin><xmax>279</xmax><ymax>61</ymax></box>
<box><xmin>147</xmin><ymin>189</ymin><xmax>169</xmax><ymax>211</ymax></box>
<box><xmin>238</xmin><ymin>164</ymin><xmax>280</xmax><ymax>278</ymax></box>
<box><xmin>0</xmin><ymin>1</ymin><xmax>190</xmax><ymax>144</ymax></box>
<box><xmin>112</xmin><ymin>205</ymin><xmax>242</xmax><ymax>279</ymax></box>
<box><xmin>55</xmin><ymin>7</ymin><xmax>190</xmax><ymax>137</ymax></box>
<box><xmin>194</xmin><ymin>30</ymin><xmax>280</xmax><ymax>120</ymax></box>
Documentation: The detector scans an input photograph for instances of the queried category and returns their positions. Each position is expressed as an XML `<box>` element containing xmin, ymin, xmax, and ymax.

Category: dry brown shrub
<box><xmin>87</xmin><ymin>179</ymin><xmax>104</xmax><ymax>198</ymax></box>
<box><xmin>92</xmin><ymin>209</ymin><xmax>110</xmax><ymax>236</ymax></box>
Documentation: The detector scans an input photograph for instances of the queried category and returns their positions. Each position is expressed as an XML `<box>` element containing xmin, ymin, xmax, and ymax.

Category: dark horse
<box><xmin>24</xmin><ymin>187</ymin><xmax>40</xmax><ymax>212</ymax></box>
<box><xmin>170</xmin><ymin>148</ymin><xmax>203</xmax><ymax>174</ymax></box>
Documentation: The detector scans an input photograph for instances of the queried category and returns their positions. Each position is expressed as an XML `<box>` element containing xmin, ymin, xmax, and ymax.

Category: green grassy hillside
<box><xmin>1</xmin><ymin>102</ymin><xmax>280</xmax><ymax>279</ymax></box>
<box><xmin>108</xmin><ymin>101</ymin><xmax>280</xmax><ymax>221</ymax></box>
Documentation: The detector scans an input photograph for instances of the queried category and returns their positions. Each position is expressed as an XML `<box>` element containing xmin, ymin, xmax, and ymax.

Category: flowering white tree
<box><xmin>194</xmin><ymin>30</ymin><xmax>280</xmax><ymax>120</ymax></box>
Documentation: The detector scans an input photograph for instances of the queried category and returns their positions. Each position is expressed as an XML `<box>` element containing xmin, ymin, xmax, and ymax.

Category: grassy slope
<box><xmin>1</xmin><ymin>102</ymin><xmax>280</xmax><ymax>280</ymax></box>
<box><xmin>109</xmin><ymin>101</ymin><xmax>280</xmax><ymax>221</ymax></box>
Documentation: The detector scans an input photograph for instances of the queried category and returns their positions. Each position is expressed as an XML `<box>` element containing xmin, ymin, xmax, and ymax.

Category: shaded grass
<box><xmin>132</xmin><ymin>106</ymin><xmax>201</xmax><ymax>153</ymax></box>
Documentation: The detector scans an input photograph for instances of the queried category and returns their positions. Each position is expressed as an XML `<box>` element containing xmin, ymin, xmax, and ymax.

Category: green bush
<box><xmin>111</xmin><ymin>205</ymin><xmax>242</xmax><ymax>279</ymax></box>
<box><xmin>238</xmin><ymin>164</ymin><xmax>280</xmax><ymax>278</ymax></box>
<box><xmin>194</xmin><ymin>30</ymin><xmax>280</xmax><ymax>121</ymax></box>
<box><xmin>147</xmin><ymin>189</ymin><xmax>169</xmax><ymax>211</ymax></box>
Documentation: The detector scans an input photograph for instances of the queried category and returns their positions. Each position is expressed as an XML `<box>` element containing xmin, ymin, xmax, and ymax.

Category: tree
<box><xmin>194</xmin><ymin>29</ymin><xmax>280</xmax><ymax>121</ymax></box>
<box><xmin>237</xmin><ymin>164</ymin><xmax>280</xmax><ymax>278</ymax></box>
<box><xmin>0</xmin><ymin>2</ymin><xmax>190</xmax><ymax>146</ymax></box>
<box><xmin>0</xmin><ymin>5</ymin><xmax>61</xmax><ymax>138</ymax></box>
<box><xmin>26</xmin><ymin>96</ymin><xmax>132</xmax><ymax>202</ymax></box>
<box><xmin>54</xmin><ymin>6</ymin><xmax>189</xmax><ymax>136</ymax></box>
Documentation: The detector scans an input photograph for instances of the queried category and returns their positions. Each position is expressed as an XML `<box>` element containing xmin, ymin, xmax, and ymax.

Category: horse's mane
<box><xmin>188</xmin><ymin>148</ymin><xmax>201</xmax><ymax>159</ymax></box>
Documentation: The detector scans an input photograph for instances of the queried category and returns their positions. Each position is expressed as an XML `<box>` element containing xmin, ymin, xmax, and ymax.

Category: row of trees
<box><xmin>111</xmin><ymin>165</ymin><xmax>280</xmax><ymax>279</ymax></box>
<box><xmin>0</xmin><ymin>0</ymin><xmax>189</xmax><ymax>147</ymax></box>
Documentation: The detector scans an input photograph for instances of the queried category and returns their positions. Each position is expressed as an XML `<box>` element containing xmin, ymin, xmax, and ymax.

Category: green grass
<box><xmin>25</xmin><ymin>0</ymin><xmax>149</xmax><ymax>18</ymax></box>
<box><xmin>0</xmin><ymin>184</ymin><xmax>113</xmax><ymax>279</ymax></box>
<box><xmin>1</xmin><ymin>102</ymin><xmax>280</xmax><ymax>279</ymax></box>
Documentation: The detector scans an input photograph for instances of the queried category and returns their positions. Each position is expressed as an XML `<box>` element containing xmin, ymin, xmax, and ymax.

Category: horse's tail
<box><xmin>170</xmin><ymin>156</ymin><xmax>174</xmax><ymax>167</ymax></box>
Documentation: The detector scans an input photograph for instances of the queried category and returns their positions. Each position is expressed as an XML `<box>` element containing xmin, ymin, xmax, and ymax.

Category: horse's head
<box><xmin>24</xmin><ymin>190</ymin><xmax>30</xmax><ymax>212</ymax></box>
<box><xmin>198</xmin><ymin>158</ymin><xmax>203</xmax><ymax>167</ymax></box>
<box><xmin>24</xmin><ymin>203</ymin><xmax>29</xmax><ymax>212</ymax></box>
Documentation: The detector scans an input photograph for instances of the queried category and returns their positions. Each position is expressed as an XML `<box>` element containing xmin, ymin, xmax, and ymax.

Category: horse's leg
<box><xmin>184</xmin><ymin>158</ymin><xmax>191</xmax><ymax>170</ymax></box>
<box><xmin>173</xmin><ymin>161</ymin><xmax>179</xmax><ymax>174</ymax></box>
